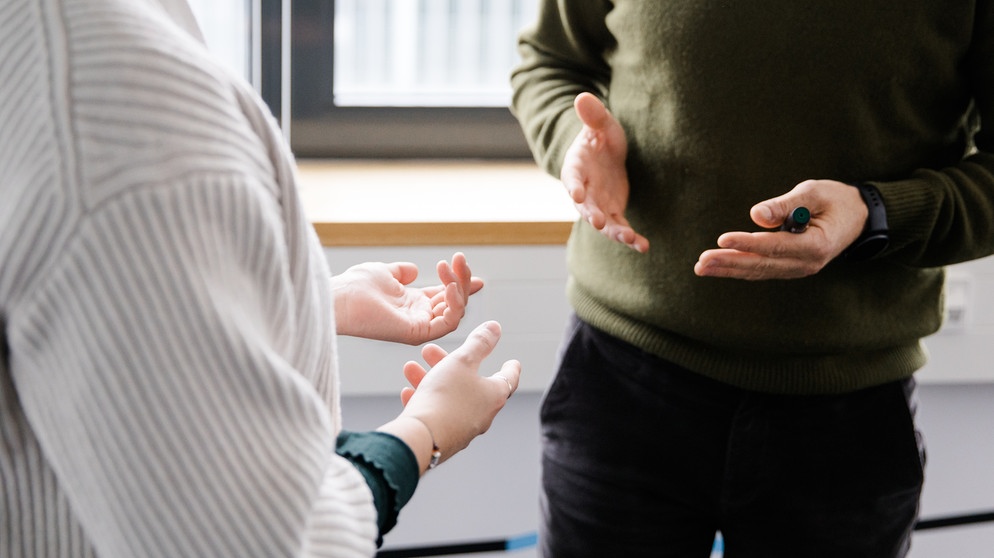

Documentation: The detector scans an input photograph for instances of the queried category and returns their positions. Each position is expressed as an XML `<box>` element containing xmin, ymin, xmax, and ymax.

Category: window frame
<box><xmin>283</xmin><ymin>0</ymin><xmax>533</xmax><ymax>159</ymax></box>
<box><xmin>258</xmin><ymin>0</ymin><xmax>287</xmax><ymax>123</ymax></box>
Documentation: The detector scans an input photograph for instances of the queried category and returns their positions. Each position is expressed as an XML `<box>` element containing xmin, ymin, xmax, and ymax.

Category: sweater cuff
<box><xmin>336</xmin><ymin>430</ymin><xmax>420</xmax><ymax>546</ymax></box>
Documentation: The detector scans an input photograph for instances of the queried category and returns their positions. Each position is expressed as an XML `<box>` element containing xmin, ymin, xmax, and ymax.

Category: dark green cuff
<box><xmin>336</xmin><ymin>430</ymin><xmax>419</xmax><ymax>545</ymax></box>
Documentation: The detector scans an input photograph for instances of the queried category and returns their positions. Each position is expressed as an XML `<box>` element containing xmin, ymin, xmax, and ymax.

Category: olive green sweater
<box><xmin>512</xmin><ymin>0</ymin><xmax>994</xmax><ymax>394</ymax></box>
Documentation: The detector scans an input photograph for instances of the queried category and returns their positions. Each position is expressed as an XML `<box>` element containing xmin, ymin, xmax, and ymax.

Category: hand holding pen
<box><xmin>693</xmin><ymin>179</ymin><xmax>871</xmax><ymax>280</ymax></box>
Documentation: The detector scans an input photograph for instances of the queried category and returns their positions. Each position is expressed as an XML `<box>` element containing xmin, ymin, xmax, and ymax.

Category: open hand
<box><xmin>333</xmin><ymin>252</ymin><xmax>484</xmax><ymax>344</ymax></box>
<box><xmin>561</xmin><ymin>92</ymin><xmax>649</xmax><ymax>253</ymax></box>
<box><xmin>392</xmin><ymin>321</ymin><xmax>521</xmax><ymax>467</ymax></box>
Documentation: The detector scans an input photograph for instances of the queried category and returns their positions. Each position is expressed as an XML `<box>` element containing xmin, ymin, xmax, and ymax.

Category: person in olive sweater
<box><xmin>511</xmin><ymin>2</ymin><xmax>994</xmax><ymax>557</ymax></box>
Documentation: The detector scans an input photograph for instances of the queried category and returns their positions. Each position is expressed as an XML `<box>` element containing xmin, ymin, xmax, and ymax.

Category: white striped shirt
<box><xmin>0</xmin><ymin>0</ymin><xmax>378</xmax><ymax>556</ymax></box>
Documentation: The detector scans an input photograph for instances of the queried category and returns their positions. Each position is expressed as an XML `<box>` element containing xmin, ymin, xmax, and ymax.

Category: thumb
<box><xmin>388</xmin><ymin>262</ymin><xmax>419</xmax><ymax>286</ymax></box>
<box><xmin>574</xmin><ymin>92</ymin><xmax>610</xmax><ymax>130</ymax></box>
<box><xmin>750</xmin><ymin>197</ymin><xmax>800</xmax><ymax>229</ymax></box>
<box><xmin>449</xmin><ymin>321</ymin><xmax>502</xmax><ymax>364</ymax></box>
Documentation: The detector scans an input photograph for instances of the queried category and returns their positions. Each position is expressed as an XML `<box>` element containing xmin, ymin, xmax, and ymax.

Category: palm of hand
<box><xmin>373</xmin><ymin>275</ymin><xmax>445</xmax><ymax>343</ymax></box>
<box><xmin>561</xmin><ymin>92</ymin><xmax>649</xmax><ymax>252</ymax></box>
<box><xmin>564</xmin><ymin>127</ymin><xmax>631</xmax><ymax>228</ymax></box>
<box><xmin>336</xmin><ymin>255</ymin><xmax>478</xmax><ymax>345</ymax></box>
<box><xmin>346</xmin><ymin>265</ymin><xmax>451</xmax><ymax>344</ymax></box>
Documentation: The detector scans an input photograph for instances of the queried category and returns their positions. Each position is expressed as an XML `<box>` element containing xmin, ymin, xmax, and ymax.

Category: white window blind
<box><xmin>186</xmin><ymin>0</ymin><xmax>254</xmax><ymax>81</ymax></box>
<box><xmin>334</xmin><ymin>0</ymin><xmax>538</xmax><ymax>107</ymax></box>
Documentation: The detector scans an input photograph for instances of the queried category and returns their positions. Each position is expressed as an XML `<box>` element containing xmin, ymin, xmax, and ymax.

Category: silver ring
<box><xmin>493</xmin><ymin>373</ymin><xmax>513</xmax><ymax>398</ymax></box>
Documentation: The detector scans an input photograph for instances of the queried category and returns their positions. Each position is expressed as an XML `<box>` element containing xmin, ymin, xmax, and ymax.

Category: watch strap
<box><xmin>842</xmin><ymin>182</ymin><xmax>890</xmax><ymax>261</ymax></box>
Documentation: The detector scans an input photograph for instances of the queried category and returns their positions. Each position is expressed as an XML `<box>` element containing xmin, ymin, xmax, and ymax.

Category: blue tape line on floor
<box><xmin>505</xmin><ymin>533</ymin><xmax>538</xmax><ymax>551</ymax></box>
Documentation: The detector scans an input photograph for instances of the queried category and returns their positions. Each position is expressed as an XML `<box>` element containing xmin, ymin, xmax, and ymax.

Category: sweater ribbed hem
<box><xmin>569</xmin><ymin>286</ymin><xmax>926</xmax><ymax>395</ymax></box>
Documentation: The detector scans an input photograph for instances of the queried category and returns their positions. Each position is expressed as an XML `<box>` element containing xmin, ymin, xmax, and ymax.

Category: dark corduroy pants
<box><xmin>539</xmin><ymin>317</ymin><xmax>925</xmax><ymax>558</ymax></box>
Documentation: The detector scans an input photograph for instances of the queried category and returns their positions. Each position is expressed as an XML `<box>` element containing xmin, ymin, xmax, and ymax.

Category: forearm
<box><xmin>336</xmin><ymin>431</ymin><xmax>420</xmax><ymax>546</ymax></box>
<box><xmin>872</xmin><ymin>149</ymin><xmax>994</xmax><ymax>267</ymax></box>
<box><xmin>836</xmin><ymin>3</ymin><xmax>994</xmax><ymax>268</ymax></box>
<box><xmin>510</xmin><ymin>0</ymin><xmax>613</xmax><ymax>175</ymax></box>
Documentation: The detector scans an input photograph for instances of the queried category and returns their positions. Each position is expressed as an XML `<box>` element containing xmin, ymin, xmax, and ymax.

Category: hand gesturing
<box><xmin>333</xmin><ymin>252</ymin><xmax>483</xmax><ymax>344</ymax></box>
<box><xmin>561</xmin><ymin>92</ymin><xmax>649</xmax><ymax>253</ymax></box>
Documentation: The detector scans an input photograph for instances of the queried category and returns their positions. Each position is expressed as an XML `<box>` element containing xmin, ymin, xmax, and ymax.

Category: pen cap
<box><xmin>790</xmin><ymin>206</ymin><xmax>810</xmax><ymax>226</ymax></box>
<box><xmin>780</xmin><ymin>206</ymin><xmax>811</xmax><ymax>233</ymax></box>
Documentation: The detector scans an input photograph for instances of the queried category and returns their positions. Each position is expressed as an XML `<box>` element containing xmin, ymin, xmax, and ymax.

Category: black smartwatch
<box><xmin>842</xmin><ymin>182</ymin><xmax>889</xmax><ymax>261</ymax></box>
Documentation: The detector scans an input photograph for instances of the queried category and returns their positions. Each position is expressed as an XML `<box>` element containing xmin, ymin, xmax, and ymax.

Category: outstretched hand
<box><xmin>333</xmin><ymin>252</ymin><xmax>484</xmax><ymax>344</ymax></box>
<box><xmin>392</xmin><ymin>321</ymin><xmax>521</xmax><ymax>468</ymax></box>
<box><xmin>561</xmin><ymin>92</ymin><xmax>649</xmax><ymax>253</ymax></box>
<box><xmin>694</xmin><ymin>179</ymin><xmax>869</xmax><ymax>280</ymax></box>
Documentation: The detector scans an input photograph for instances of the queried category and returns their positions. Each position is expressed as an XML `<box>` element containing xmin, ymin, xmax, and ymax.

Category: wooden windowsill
<box><xmin>297</xmin><ymin>159</ymin><xmax>577</xmax><ymax>246</ymax></box>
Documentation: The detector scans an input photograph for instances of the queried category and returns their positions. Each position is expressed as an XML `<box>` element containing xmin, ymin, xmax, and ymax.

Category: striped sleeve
<box><xmin>7</xmin><ymin>176</ymin><xmax>377</xmax><ymax>558</ymax></box>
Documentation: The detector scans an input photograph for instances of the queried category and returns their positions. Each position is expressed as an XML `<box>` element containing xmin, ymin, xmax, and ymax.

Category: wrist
<box><xmin>842</xmin><ymin>182</ymin><xmax>890</xmax><ymax>261</ymax></box>
<box><xmin>377</xmin><ymin>416</ymin><xmax>441</xmax><ymax>475</ymax></box>
<box><xmin>330</xmin><ymin>277</ymin><xmax>353</xmax><ymax>334</ymax></box>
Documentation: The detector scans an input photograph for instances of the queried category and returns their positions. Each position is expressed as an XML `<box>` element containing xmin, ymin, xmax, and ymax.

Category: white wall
<box><xmin>917</xmin><ymin>255</ymin><xmax>994</xmax><ymax>383</ymax></box>
<box><xmin>912</xmin><ymin>384</ymin><xmax>994</xmax><ymax>558</ymax></box>
<box><xmin>326</xmin><ymin>245</ymin><xmax>994</xmax><ymax>557</ymax></box>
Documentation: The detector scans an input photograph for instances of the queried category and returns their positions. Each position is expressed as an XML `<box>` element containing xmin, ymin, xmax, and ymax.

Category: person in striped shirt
<box><xmin>0</xmin><ymin>1</ymin><xmax>520</xmax><ymax>556</ymax></box>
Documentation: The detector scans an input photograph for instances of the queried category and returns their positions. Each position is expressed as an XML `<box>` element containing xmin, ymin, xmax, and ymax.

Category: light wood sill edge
<box><xmin>297</xmin><ymin>159</ymin><xmax>577</xmax><ymax>247</ymax></box>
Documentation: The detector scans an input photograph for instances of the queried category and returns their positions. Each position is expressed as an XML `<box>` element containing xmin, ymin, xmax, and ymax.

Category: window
<box><xmin>290</xmin><ymin>0</ymin><xmax>537</xmax><ymax>159</ymax></box>
<box><xmin>189</xmin><ymin>0</ymin><xmax>537</xmax><ymax>159</ymax></box>
<box><xmin>187</xmin><ymin>0</ymin><xmax>286</xmax><ymax>127</ymax></box>
<box><xmin>186</xmin><ymin>0</ymin><xmax>253</xmax><ymax>82</ymax></box>
<box><xmin>332</xmin><ymin>0</ymin><xmax>533</xmax><ymax>108</ymax></box>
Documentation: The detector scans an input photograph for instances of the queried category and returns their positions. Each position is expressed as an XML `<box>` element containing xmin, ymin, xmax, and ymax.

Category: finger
<box><xmin>431</xmin><ymin>299</ymin><xmax>447</xmax><ymax>316</ymax></box>
<box><xmin>434</xmin><ymin>257</ymin><xmax>470</xmax><ymax>309</ymax></box>
<box><xmin>749</xmin><ymin>203</ymin><xmax>780</xmax><ymax>229</ymax></box>
<box><xmin>491</xmin><ymin>359</ymin><xmax>522</xmax><ymax>399</ymax></box>
<box><xmin>436</xmin><ymin>259</ymin><xmax>458</xmax><ymax>285</ymax></box>
<box><xmin>750</xmin><ymin>181</ymin><xmax>819</xmax><ymax>229</ymax></box>
<box><xmin>450</xmin><ymin>252</ymin><xmax>470</xmax><ymax>283</ymax></box>
<box><xmin>574</xmin><ymin>92</ymin><xmax>609</xmax><ymax>130</ymax></box>
<box><xmin>448</xmin><ymin>321</ymin><xmax>502</xmax><ymax>365</ymax></box>
<box><xmin>717</xmin><ymin>231</ymin><xmax>813</xmax><ymax>258</ymax></box>
<box><xmin>468</xmin><ymin>276</ymin><xmax>484</xmax><ymax>295</ymax></box>
<box><xmin>388</xmin><ymin>262</ymin><xmax>419</xmax><ymax>286</ymax></box>
<box><xmin>581</xmin><ymin>202</ymin><xmax>607</xmax><ymax>230</ymax></box>
<box><xmin>420</xmin><ymin>344</ymin><xmax>449</xmax><ymax>367</ymax></box>
<box><xmin>751</xmin><ymin>200</ymin><xmax>809</xmax><ymax>230</ymax></box>
<box><xmin>436</xmin><ymin>254</ymin><xmax>470</xmax><ymax>289</ymax></box>
<box><xmin>696</xmin><ymin>260</ymin><xmax>811</xmax><ymax>281</ymax></box>
<box><xmin>425</xmin><ymin>277</ymin><xmax>459</xmax><ymax>310</ymax></box>
<box><xmin>421</xmin><ymin>277</ymin><xmax>478</xmax><ymax>305</ymax></box>
<box><xmin>403</xmin><ymin>360</ymin><xmax>428</xmax><ymax>387</ymax></box>
<box><xmin>695</xmin><ymin>248</ymin><xmax>812</xmax><ymax>280</ymax></box>
<box><xmin>561</xmin><ymin>165</ymin><xmax>589</xmax><ymax>205</ymax></box>
<box><xmin>442</xmin><ymin>281</ymin><xmax>465</xmax><ymax>315</ymax></box>
<box><xmin>428</xmin><ymin>283</ymin><xmax>464</xmax><ymax>334</ymax></box>
<box><xmin>450</xmin><ymin>253</ymin><xmax>484</xmax><ymax>296</ymax></box>
<box><xmin>400</xmin><ymin>386</ymin><xmax>415</xmax><ymax>406</ymax></box>
<box><xmin>601</xmin><ymin>220</ymin><xmax>650</xmax><ymax>253</ymax></box>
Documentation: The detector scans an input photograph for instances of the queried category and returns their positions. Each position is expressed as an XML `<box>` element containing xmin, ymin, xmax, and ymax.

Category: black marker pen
<box><xmin>780</xmin><ymin>206</ymin><xmax>810</xmax><ymax>233</ymax></box>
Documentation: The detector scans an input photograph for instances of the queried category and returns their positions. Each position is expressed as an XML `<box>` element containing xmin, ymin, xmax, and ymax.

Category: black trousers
<box><xmin>539</xmin><ymin>317</ymin><xmax>925</xmax><ymax>558</ymax></box>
